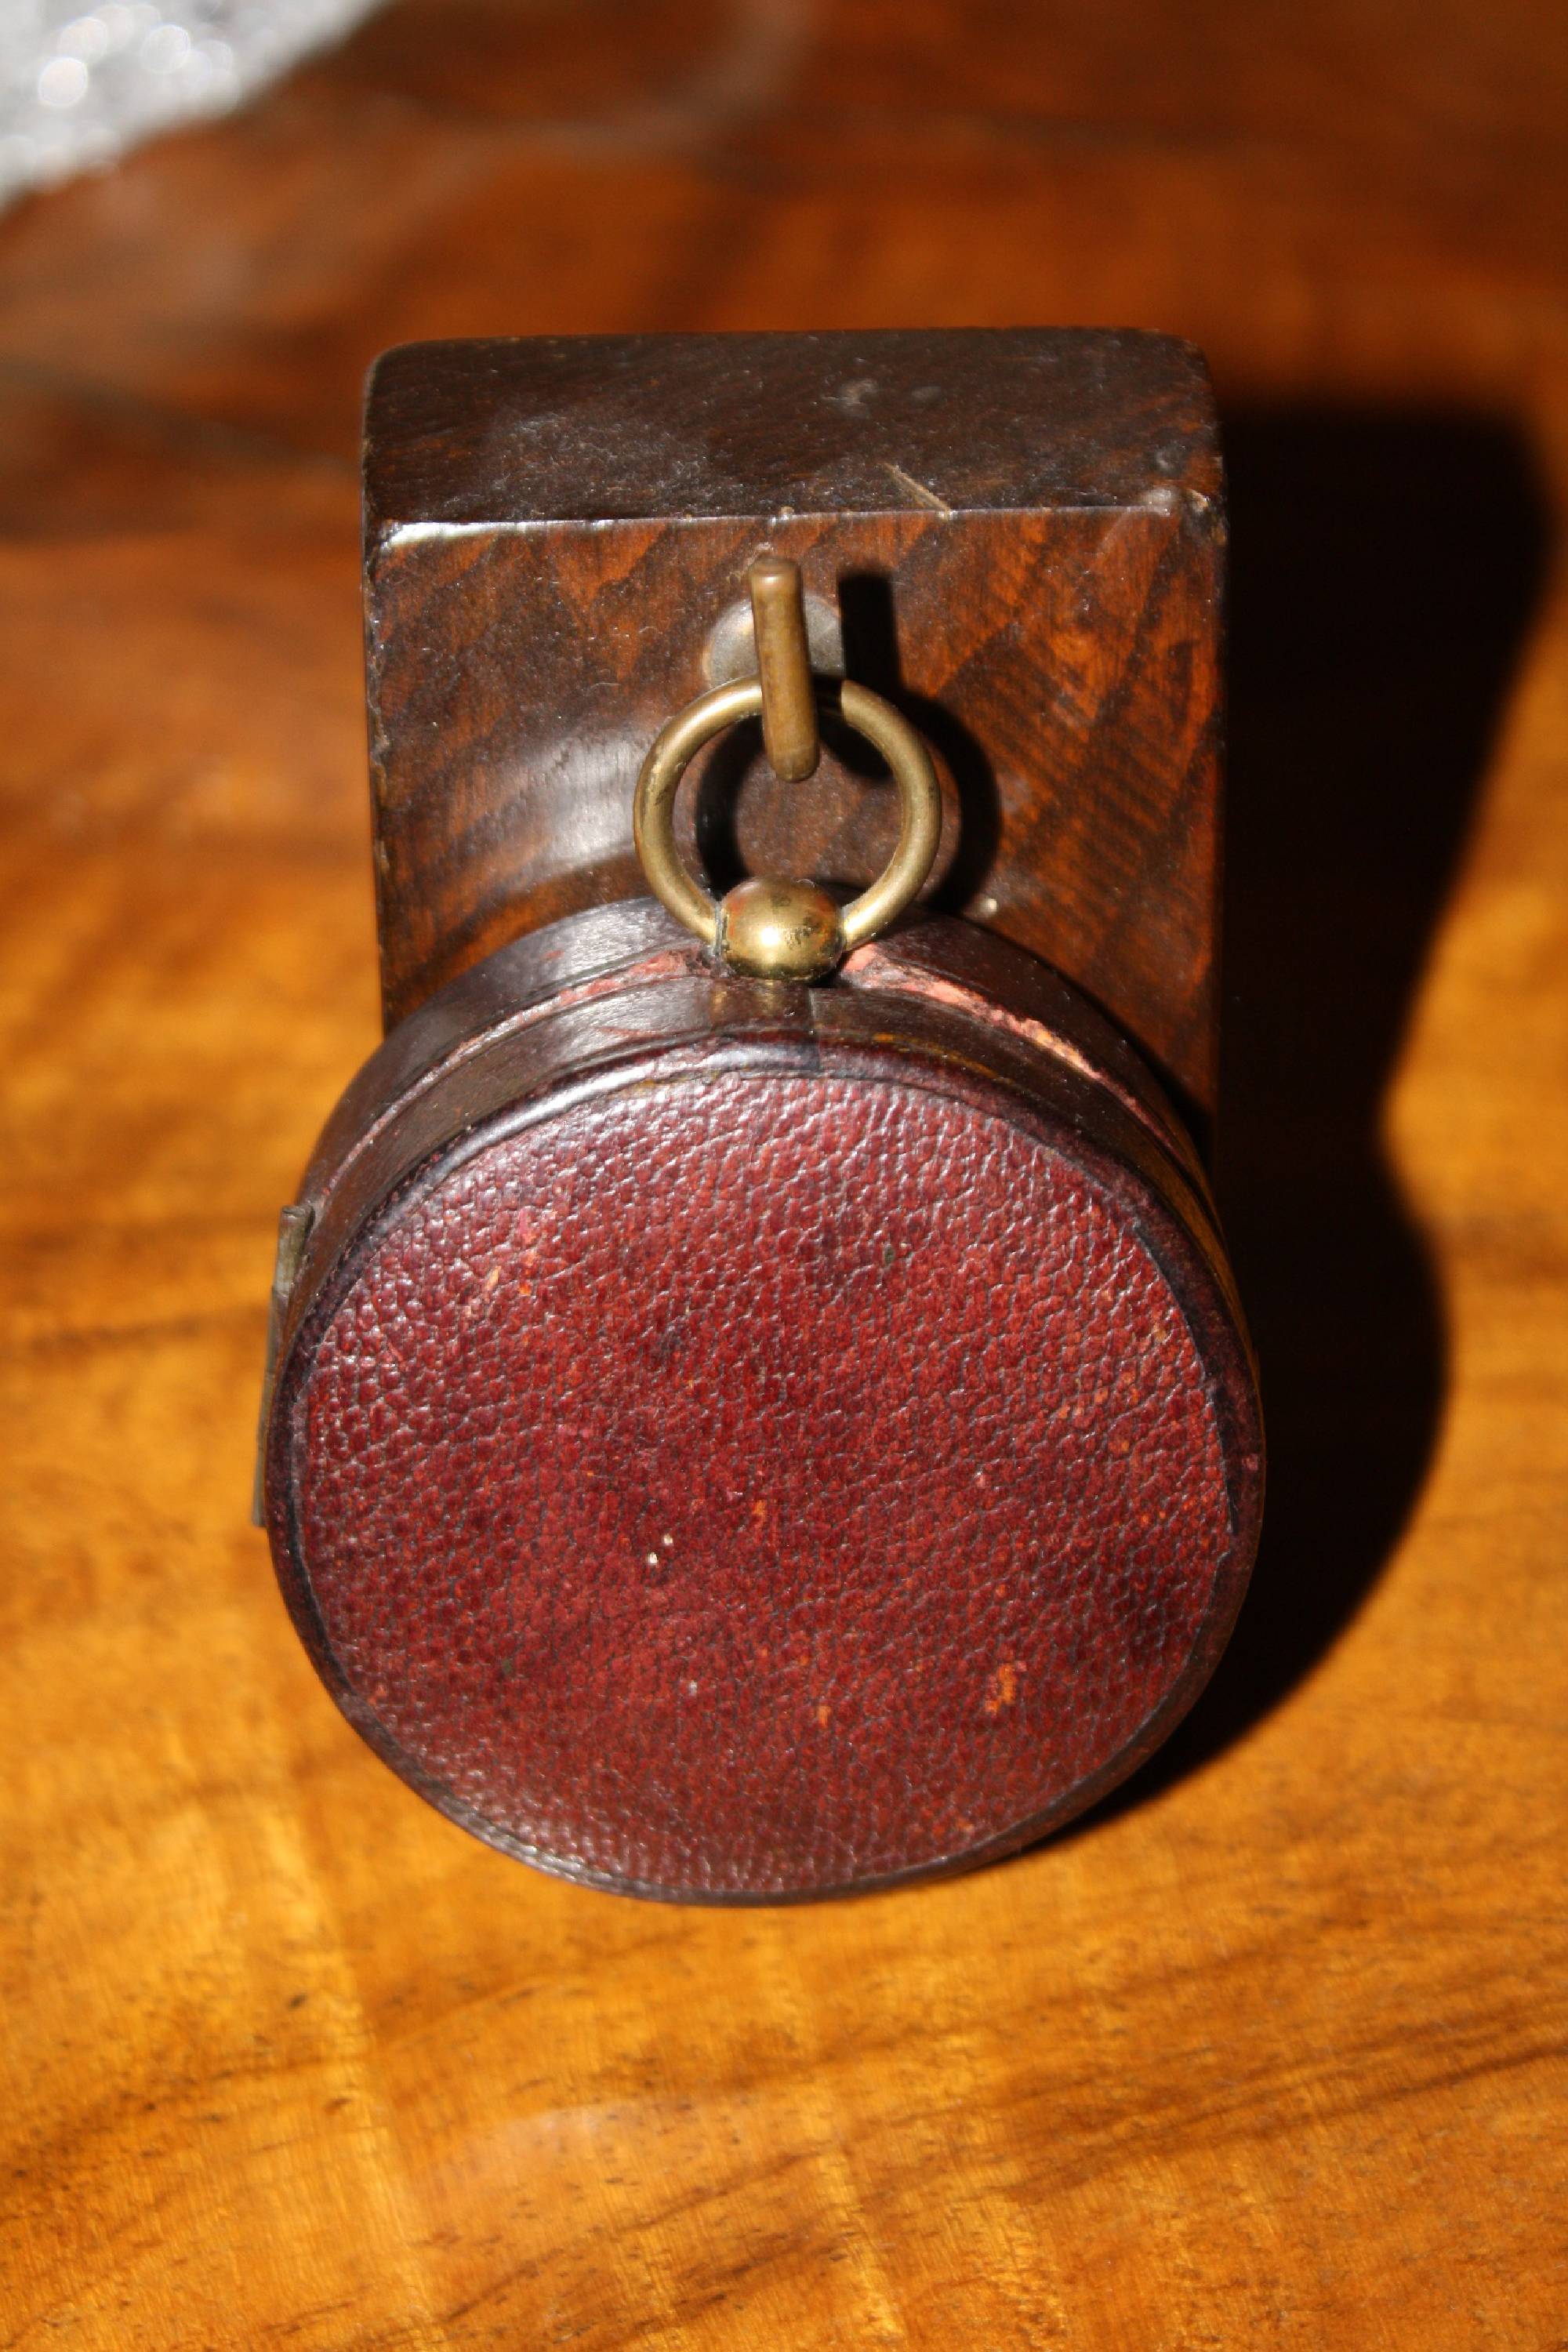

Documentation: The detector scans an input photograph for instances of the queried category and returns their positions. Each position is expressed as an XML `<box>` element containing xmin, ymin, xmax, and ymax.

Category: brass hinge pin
<box><xmin>748</xmin><ymin>556</ymin><xmax>820</xmax><ymax>782</ymax></box>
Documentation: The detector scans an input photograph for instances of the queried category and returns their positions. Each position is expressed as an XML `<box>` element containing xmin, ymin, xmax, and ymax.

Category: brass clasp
<box><xmin>632</xmin><ymin>560</ymin><xmax>942</xmax><ymax>982</ymax></box>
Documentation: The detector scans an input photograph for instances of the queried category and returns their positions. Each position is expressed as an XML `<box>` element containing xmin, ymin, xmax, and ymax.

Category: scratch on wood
<box><xmin>882</xmin><ymin>459</ymin><xmax>953</xmax><ymax>515</ymax></box>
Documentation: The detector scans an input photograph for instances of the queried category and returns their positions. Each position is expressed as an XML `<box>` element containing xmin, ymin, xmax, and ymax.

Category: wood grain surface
<box><xmin>2</xmin><ymin>0</ymin><xmax>1566</xmax><ymax>2343</ymax></box>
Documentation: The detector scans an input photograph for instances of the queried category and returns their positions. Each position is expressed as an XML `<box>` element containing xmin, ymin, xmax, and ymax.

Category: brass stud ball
<box><xmin>715</xmin><ymin>877</ymin><xmax>846</xmax><ymax>982</ymax></box>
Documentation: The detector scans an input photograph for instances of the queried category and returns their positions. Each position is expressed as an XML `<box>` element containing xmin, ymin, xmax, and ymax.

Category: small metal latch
<box><xmin>251</xmin><ymin>1203</ymin><xmax>314</xmax><ymax>1526</ymax></box>
<box><xmin>632</xmin><ymin>557</ymin><xmax>942</xmax><ymax>982</ymax></box>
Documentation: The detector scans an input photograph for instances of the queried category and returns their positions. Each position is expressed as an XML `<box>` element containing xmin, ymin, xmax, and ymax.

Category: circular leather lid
<box><xmin>266</xmin><ymin>915</ymin><xmax>1261</xmax><ymax>1901</ymax></box>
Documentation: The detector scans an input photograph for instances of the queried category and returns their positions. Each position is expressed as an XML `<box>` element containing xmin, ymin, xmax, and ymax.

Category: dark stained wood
<box><xmin>365</xmin><ymin>329</ymin><xmax>1225</xmax><ymax>1107</ymax></box>
<box><xmin>2</xmin><ymin>0</ymin><xmax>1566</xmax><ymax>2342</ymax></box>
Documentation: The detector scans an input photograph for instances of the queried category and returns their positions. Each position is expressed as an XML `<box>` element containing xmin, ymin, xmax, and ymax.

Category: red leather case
<box><xmin>263</xmin><ymin>904</ymin><xmax>1261</xmax><ymax>1900</ymax></box>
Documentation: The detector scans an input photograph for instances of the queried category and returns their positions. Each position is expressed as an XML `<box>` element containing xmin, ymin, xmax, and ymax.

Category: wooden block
<box><xmin>364</xmin><ymin>328</ymin><xmax>1223</xmax><ymax>1109</ymax></box>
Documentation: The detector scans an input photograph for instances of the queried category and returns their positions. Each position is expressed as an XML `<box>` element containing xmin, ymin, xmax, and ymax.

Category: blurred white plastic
<box><xmin>0</xmin><ymin>0</ymin><xmax>383</xmax><ymax>207</ymax></box>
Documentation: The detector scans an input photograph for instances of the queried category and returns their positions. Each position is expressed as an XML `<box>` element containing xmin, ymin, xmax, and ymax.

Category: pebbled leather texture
<box><xmin>277</xmin><ymin>1038</ymin><xmax>1257</xmax><ymax>1902</ymax></box>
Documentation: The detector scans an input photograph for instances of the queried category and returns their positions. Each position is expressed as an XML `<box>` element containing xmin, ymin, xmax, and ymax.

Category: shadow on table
<box><xmin>1075</xmin><ymin>403</ymin><xmax>1549</xmax><ymax>1828</ymax></box>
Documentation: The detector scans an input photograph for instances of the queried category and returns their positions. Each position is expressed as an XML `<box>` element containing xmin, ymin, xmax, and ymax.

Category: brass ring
<box><xmin>632</xmin><ymin>677</ymin><xmax>942</xmax><ymax>981</ymax></box>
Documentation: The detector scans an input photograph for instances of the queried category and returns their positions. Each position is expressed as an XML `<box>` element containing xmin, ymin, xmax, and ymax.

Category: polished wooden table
<box><xmin>3</xmin><ymin>2</ymin><xmax>1566</xmax><ymax>2342</ymax></box>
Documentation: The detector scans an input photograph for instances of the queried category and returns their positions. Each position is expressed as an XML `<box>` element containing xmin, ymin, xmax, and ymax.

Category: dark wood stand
<box><xmin>363</xmin><ymin>329</ymin><xmax>1225</xmax><ymax>1116</ymax></box>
